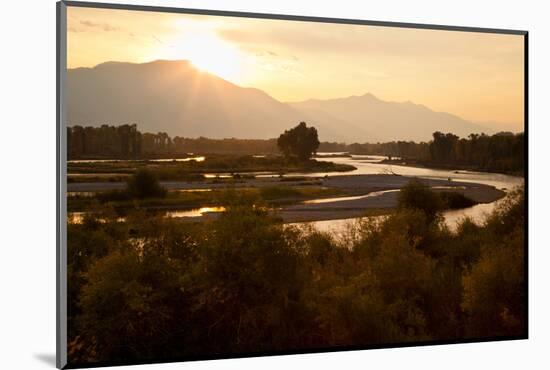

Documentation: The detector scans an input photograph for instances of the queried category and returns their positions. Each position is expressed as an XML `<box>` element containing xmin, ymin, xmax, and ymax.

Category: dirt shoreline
<box><xmin>379</xmin><ymin>159</ymin><xmax>524</xmax><ymax>177</ymax></box>
<box><xmin>68</xmin><ymin>174</ymin><xmax>505</xmax><ymax>224</ymax></box>
<box><xmin>277</xmin><ymin>175</ymin><xmax>503</xmax><ymax>223</ymax></box>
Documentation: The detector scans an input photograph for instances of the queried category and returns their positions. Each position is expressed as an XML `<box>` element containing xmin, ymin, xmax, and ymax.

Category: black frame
<box><xmin>56</xmin><ymin>1</ymin><xmax>529</xmax><ymax>368</ymax></box>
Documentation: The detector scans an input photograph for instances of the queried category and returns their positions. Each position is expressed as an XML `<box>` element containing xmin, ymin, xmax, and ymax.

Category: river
<box><xmin>292</xmin><ymin>154</ymin><xmax>523</xmax><ymax>233</ymax></box>
<box><xmin>68</xmin><ymin>154</ymin><xmax>523</xmax><ymax>231</ymax></box>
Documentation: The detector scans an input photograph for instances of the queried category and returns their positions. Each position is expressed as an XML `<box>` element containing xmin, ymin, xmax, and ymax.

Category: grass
<box><xmin>260</xmin><ymin>186</ymin><xmax>341</xmax><ymax>204</ymax></box>
<box><xmin>68</xmin><ymin>185</ymin><xmax>344</xmax><ymax>213</ymax></box>
<box><xmin>67</xmin><ymin>154</ymin><xmax>356</xmax><ymax>182</ymax></box>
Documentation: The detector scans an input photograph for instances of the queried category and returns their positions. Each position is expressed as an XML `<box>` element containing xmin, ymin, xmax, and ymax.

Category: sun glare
<box><xmin>173</xmin><ymin>33</ymin><xmax>244</xmax><ymax>83</ymax></box>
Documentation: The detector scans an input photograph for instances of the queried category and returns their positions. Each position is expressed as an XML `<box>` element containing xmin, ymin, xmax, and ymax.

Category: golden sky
<box><xmin>67</xmin><ymin>6</ymin><xmax>525</xmax><ymax>130</ymax></box>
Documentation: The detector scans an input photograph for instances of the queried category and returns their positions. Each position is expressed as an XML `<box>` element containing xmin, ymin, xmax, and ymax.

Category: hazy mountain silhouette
<box><xmin>288</xmin><ymin>93</ymin><xmax>491</xmax><ymax>142</ymax></box>
<box><xmin>68</xmin><ymin>60</ymin><xmax>490</xmax><ymax>142</ymax></box>
<box><xmin>67</xmin><ymin>60</ymin><xmax>313</xmax><ymax>139</ymax></box>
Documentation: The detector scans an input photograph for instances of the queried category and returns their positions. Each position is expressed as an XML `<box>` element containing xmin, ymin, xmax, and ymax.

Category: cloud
<box><xmin>247</xmin><ymin>48</ymin><xmax>303</xmax><ymax>77</ymax></box>
<box><xmin>217</xmin><ymin>22</ymin><xmax>522</xmax><ymax>63</ymax></box>
<box><xmin>79</xmin><ymin>19</ymin><xmax>118</xmax><ymax>32</ymax></box>
<box><xmin>248</xmin><ymin>49</ymin><xmax>278</xmax><ymax>58</ymax></box>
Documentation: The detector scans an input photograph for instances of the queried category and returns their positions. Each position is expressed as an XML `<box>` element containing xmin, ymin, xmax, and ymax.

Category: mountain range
<box><xmin>67</xmin><ymin>60</ymin><xmax>491</xmax><ymax>143</ymax></box>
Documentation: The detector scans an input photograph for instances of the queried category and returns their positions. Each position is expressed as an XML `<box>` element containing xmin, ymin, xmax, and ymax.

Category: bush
<box><xmin>260</xmin><ymin>186</ymin><xmax>301</xmax><ymax>199</ymax></box>
<box><xmin>68</xmin><ymin>186</ymin><xmax>525</xmax><ymax>362</ymax></box>
<box><xmin>439</xmin><ymin>191</ymin><xmax>476</xmax><ymax>209</ymax></box>
<box><xmin>462</xmin><ymin>228</ymin><xmax>525</xmax><ymax>337</ymax></box>
<box><xmin>96</xmin><ymin>189</ymin><xmax>131</xmax><ymax>203</ymax></box>
<box><xmin>398</xmin><ymin>181</ymin><xmax>477</xmax><ymax>222</ymax></box>
<box><xmin>125</xmin><ymin>169</ymin><xmax>167</xmax><ymax>199</ymax></box>
<box><xmin>398</xmin><ymin>179</ymin><xmax>442</xmax><ymax>222</ymax></box>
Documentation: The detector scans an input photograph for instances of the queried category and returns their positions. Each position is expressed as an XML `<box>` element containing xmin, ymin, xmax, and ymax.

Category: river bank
<box><xmin>68</xmin><ymin>173</ymin><xmax>505</xmax><ymax>224</ymax></box>
<box><xmin>378</xmin><ymin>158</ymin><xmax>524</xmax><ymax>177</ymax></box>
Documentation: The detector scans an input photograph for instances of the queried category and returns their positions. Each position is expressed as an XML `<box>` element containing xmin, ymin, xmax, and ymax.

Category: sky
<box><xmin>67</xmin><ymin>6</ymin><xmax>525</xmax><ymax>131</ymax></box>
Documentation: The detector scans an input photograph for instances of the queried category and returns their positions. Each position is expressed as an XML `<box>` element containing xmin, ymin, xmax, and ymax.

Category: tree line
<box><xmin>68</xmin><ymin>124</ymin><xmax>142</xmax><ymax>158</ymax></box>
<box><xmin>67</xmin><ymin>124</ymin><xmax>280</xmax><ymax>159</ymax></box>
<box><xmin>67</xmin><ymin>124</ymin><xmax>524</xmax><ymax>173</ymax></box>
<box><xmin>67</xmin><ymin>183</ymin><xmax>525</xmax><ymax>365</ymax></box>
<box><xmin>321</xmin><ymin>131</ymin><xmax>524</xmax><ymax>174</ymax></box>
<box><xmin>428</xmin><ymin>131</ymin><xmax>524</xmax><ymax>173</ymax></box>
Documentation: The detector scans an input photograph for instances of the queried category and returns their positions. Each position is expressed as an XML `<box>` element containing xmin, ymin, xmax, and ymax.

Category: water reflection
<box><xmin>152</xmin><ymin>156</ymin><xmax>205</xmax><ymax>162</ymax></box>
<box><xmin>68</xmin><ymin>212</ymin><xmax>125</xmax><ymax>224</ymax></box>
<box><xmin>204</xmin><ymin>174</ymin><xmax>233</xmax><ymax>179</ymax></box>
<box><xmin>67</xmin><ymin>191</ymin><xmax>95</xmax><ymax>197</ymax></box>
<box><xmin>68</xmin><ymin>206</ymin><xmax>227</xmax><ymax>224</ymax></box>
<box><xmin>302</xmin><ymin>189</ymin><xmax>399</xmax><ymax>204</ymax></box>
<box><xmin>174</xmin><ymin>188</ymin><xmax>213</xmax><ymax>193</ymax></box>
<box><xmin>68</xmin><ymin>153</ymin><xmax>522</xmax><ymax>232</ymax></box>
<box><xmin>295</xmin><ymin>197</ymin><xmax>505</xmax><ymax>235</ymax></box>
<box><xmin>165</xmin><ymin>207</ymin><xmax>226</xmax><ymax>218</ymax></box>
<box><xmin>443</xmin><ymin>200</ymin><xmax>503</xmax><ymax>231</ymax></box>
<box><xmin>68</xmin><ymin>156</ymin><xmax>205</xmax><ymax>164</ymax></box>
<box><xmin>313</xmin><ymin>155</ymin><xmax>523</xmax><ymax>191</ymax></box>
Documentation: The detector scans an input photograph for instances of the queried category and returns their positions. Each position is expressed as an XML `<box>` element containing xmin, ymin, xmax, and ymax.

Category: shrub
<box><xmin>68</xmin><ymin>186</ymin><xmax>525</xmax><ymax>362</ymax></box>
<box><xmin>398</xmin><ymin>179</ymin><xmax>442</xmax><ymax>222</ymax></box>
<box><xmin>260</xmin><ymin>186</ymin><xmax>301</xmax><ymax>199</ymax></box>
<box><xmin>96</xmin><ymin>189</ymin><xmax>131</xmax><ymax>203</ymax></box>
<box><xmin>125</xmin><ymin>169</ymin><xmax>167</xmax><ymax>199</ymax></box>
<box><xmin>439</xmin><ymin>191</ymin><xmax>476</xmax><ymax>209</ymax></box>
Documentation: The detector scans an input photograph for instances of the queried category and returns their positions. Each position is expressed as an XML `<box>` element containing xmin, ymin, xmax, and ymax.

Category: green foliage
<box><xmin>260</xmin><ymin>186</ymin><xmax>302</xmax><ymax>199</ymax></box>
<box><xmin>462</xmin><ymin>228</ymin><xmax>525</xmax><ymax>337</ymax></box>
<box><xmin>277</xmin><ymin>122</ymin><xmax>320</xmax><ymax>161</ymax></box>
<box><xmin>462</xmin><ymin>189</ymin><xmax>525</xmax><ymax>337</ymax></box>
<box><xmin>67</xmin><ymin>187</ymin><xmax>525</xmax><ymax>364</ymax></box>
<box><xmin>68</xmin><ymin>154</ymin><xmax>354</xmax><ymax>183</ymax></box>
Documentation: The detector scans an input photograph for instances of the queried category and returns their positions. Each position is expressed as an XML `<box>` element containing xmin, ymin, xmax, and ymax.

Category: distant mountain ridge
<box><xmin>67</xmin><ymin>60</ymin><xmax>308</xmax><ymax>140</ymax></box>
<box><xmin>67</xmin><ymin>60</ymin><xmax>491</xmax><ymax>143</ymax></box>
<box><xmin>287</xmin><ymin>93</ymin><xmax>490</xmax><ymax>142</ymax></box>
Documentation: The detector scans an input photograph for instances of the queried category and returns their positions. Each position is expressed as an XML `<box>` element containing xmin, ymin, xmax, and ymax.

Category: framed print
<box><xmin>57</xmin><ymin>1</ymin><xmax>528</xmax><ymax>368</ymax></box>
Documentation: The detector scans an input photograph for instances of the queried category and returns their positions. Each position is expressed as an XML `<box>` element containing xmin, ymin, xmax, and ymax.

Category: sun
<box><xmin>173</xmin><ymin>33</ymin><xmax>244</xmax><ymax>83</ymax></box>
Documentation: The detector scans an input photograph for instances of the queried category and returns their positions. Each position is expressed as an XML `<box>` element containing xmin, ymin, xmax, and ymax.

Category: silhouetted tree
<box><xmin>430</xmin><ymin>132</ymin><xmax>459</xmax><ymax>163</ymax></box>
<box><xmin>66</xmin><ymin>124</ymin><xmax>524</xmax><ymax>173</ymax></box>
<box><xmin>277</xmin><ymin>122</ymin><xmax>320</xmax><ymax>161</ymax></box>
<box><xmin>126</xmin><ymin>169</ymin><xmax>166</xmax><ymax>199</ymax></box>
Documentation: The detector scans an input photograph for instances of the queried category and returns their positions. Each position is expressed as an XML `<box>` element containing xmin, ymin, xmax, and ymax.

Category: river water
<box><xmin>293</xmin><ymin>154</ymin><xmax>523</xmax><ymax>233</ymax></box>
<box><xmin>68</xmin><ymin>154</ymin><xmax>523</xmax><ymax>231</ymax></box>
<box><xmin>68</xmin><ymin>156</ymin><xmax>205</xmax><ymax>163</ymax></box>
<box><xmin>312</xmin><ymin>155</ymin><xmax>521</xmax><ymax>191</ymax></box>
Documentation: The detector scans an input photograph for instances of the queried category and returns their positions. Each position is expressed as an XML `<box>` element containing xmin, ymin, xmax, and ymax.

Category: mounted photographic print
<box><xmin>56</xmin><ymin>1</ymin><xmax>528</xmax><ymax>368</ymax></box>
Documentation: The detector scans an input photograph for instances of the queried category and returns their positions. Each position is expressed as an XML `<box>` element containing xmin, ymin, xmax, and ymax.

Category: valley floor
<box><xmin>68</xmin><ymin>174</ymin><xmax>505</xmax><ymax>224</ymax></box>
